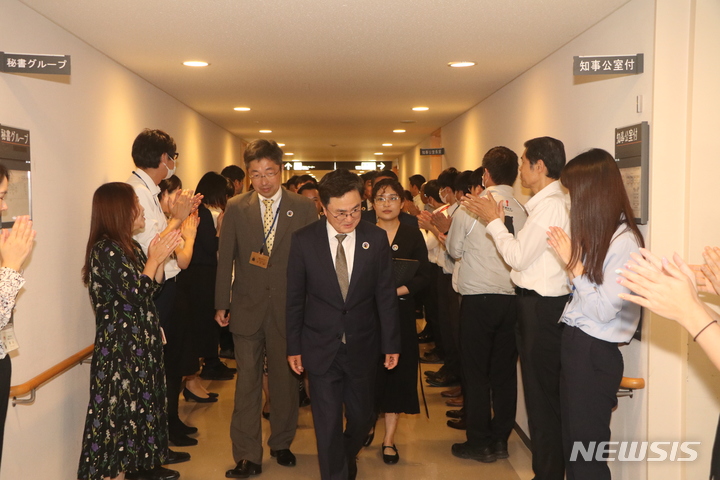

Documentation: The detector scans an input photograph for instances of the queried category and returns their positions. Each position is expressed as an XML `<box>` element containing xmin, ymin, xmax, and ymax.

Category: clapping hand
<box><xmin>462</xmin><ymin>192</ymin><xmax>504</xmax><ymax>225</ymax></box>
<box><xmin>181</xmin><ymin>211</ymin><xmax>199</xmax><ymax>241</ymax></box>
<box><xmin>431</xmin><ymin>210</ymin><xmax>452</xmax><ymax>234</ymax></box>
<box><xmin>417</xmin><ymin>210</ymin><xmax>434</xmax><ymax>231</ymax></box>
<box><xmin>171</xmin><ymin>190</ymin><xmax>203</xmax><ymax>221</ymax></box>
<box><xmin>691</xmin><ymin>246</ymin><xmax>720</xmax><ymax>295</ymax></box>
<box><xmin>147</xmin><ymin>230</ymin><xmax>182</xmax><ymax>265</ymax></box>
<box><xmin>546</xmin><ymin>226</ymin><xmax>583</xmax><ymax>278</ymax></box>
<box><xmin>0</xmin><ymin>215</ymin><xmax>36</xmax><ymax>272</ymax></box>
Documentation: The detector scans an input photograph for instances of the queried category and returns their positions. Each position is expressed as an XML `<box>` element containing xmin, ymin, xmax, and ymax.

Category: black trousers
<box><xmin>560</xmin><ymin>326</ymin><xmax>622</xmax><ymax>480</ymax></box>
<box><xmin>308</xmin><ymin>344</ymin><xmax>377</xmax><ymax>480</ymax></box>
<box><xmin>460</xmin><ymin>294</ymin><xmax>518</xmax><ymax>447</ymax></box>
<box><xmin>437</xmin><ymin>270</ymin><xmax>462</xmax><ymax>378</ymax></box>
<box><xmin>516</xmin><ymin>291</ymin><xmax>569</xmax><ymax>480</ymax></box>
<box><xmin>0</xmin><ymin>355</ymin><xmax>10</xmax><ymax>467</ymax></box>
<box><xmin>423</xmin><ymin>266</ymin><xmax>443</xmax><ymax>356</ymax></box>
<box><xmin>154</xmin><ymin>279</ymin><xmax>182</xmax><ymax>427</ymax></box>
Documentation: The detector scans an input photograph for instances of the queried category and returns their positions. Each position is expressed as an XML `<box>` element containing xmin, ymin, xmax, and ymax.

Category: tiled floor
<box><xmin>173</xmin><ymin>354</ymin><xmax>534</xmax><ymax>480</ymax></box>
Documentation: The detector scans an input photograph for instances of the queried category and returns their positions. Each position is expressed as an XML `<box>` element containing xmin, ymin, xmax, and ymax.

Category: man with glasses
<box><xmin>215</xmin><ymin>139</ymin><xmax>318</xmax><ymax>479</ymax></box>
<box><xmin>286</xmin><ymin>169</ymin><xmax>400</xmax><ymax>480</ymax></box>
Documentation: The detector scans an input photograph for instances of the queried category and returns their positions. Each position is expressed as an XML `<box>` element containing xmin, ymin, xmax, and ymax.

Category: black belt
<box><xmin>515</xmin><ymin>286</ymin><xmax>540</xmax><ymax>297</ymax></box>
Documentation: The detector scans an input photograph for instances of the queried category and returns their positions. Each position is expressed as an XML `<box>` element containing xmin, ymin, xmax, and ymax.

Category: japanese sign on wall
<box><xmin>573</xmin><ymin>54</ymin><xmax>643</xmax><ymax>75</ymax></box>
<box><xmin>420</xmin><ymin>148</ymin><xmax>445</xmax><ymax>156</ymax></box>
<box><xmin>615</xmin><ymin>121</ymin><xmax>649</xmax><ymax>225</ymax></box>
<box><xmin>0</xmin><ymin>52</ymin><xmax>71</xmax><ymax>75</ymax></box>
<box><xmin>0</xmin><ymin>124</ymin><xmax>32</xmax><ymax>228</ymax></box>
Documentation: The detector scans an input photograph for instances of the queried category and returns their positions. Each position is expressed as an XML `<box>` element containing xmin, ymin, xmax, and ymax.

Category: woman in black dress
<box><xmin>79</xmin><ymin>182</ymin><xmax>182</xmax><ymax>480</ymax></box>
<box><xmin>370</xmin><ymin>178</ymin><xmax>430</xmax><ymax>464</ymax></box>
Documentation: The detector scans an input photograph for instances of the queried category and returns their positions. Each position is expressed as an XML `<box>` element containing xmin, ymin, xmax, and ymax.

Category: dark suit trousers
<box><xmin>309</xmin><ymin>344</ymin><xmax>377</xmax><ymax>480</ymax></box>
<box><xmin>516</xmin><ymin>291</ymin><xmax>569</xmax><ymax>480</ymax></box>
<box><xmin>437</xmin><ymin>269</ymin><xmax>462</xmax><ymax>378</ymax></box>
<box><xmin>231</xmin><ymin>316</ymin><xmax>298</xmax><ymax>464</ymax></box>
<box><xmin>560</xmin><ymin>326</ymin><xmax>622</xmax><ymax>480</ymax></box>
<box><xmin>460</xmin><ymin>294</ymin><xmax>518</xmax><ymax>447</ymax></box>
<box><xmin>0</xmin><ymin>355</ymin><xmax>10</xmax><ymax>467</ymax></box>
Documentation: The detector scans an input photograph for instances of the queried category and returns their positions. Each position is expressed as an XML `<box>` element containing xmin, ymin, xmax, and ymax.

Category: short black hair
<box><xmin>371</xmin><ymin>178</ymin><xmax>404</xmax><ymax>200</ymax></box>
<box><xmin>0</xmin><ymin>163</ymin><xmax>8</xmax><ymax>183</ymax></box>
<box><xmin>524</xmin><ymin>136</ymin><xmax>566</xmax><ymax>180</ymax></box>
<box><xmin>469</xmin><ymin>167</ymin><xmax>485</xmax><ymax>188</ymax></box>
<box><xmin>318</xmin><ymin>169</ymin><xmax>363</xmax><ymax>206</ymax></box>
<box><xmin>221</xmin><ymin>165</ymin><xmax>245</xmax><ymax>183</ymax></box>
<box><xmin>437</xmin><ymin>167</ymin><xmax>459</xmax><ymax>191</ymax></box>
<box><xmin>454</xmin><ymin>170</ymin><xmax>473</xmax><ymax>195</ymax></box>
<box><xmin>374</xmin><ymin>169</ymin><xmax>398</xmax><ymax>183</ymax></box>
<box><xmin>296</xmin><ymin>174</ymin><xmax>317</xmax><ymax>186</ymax></box>
<box><xmin>403</xmin><ymin>190</ymin><xmax>414</xmax><ymax>202</ymax></box>
<box><xmin>483</xmin><ymin>146</ymin><xmax>519</xmax><ymax>186</ymax></box>
<box><xmin>423</xmin><ymin>180</ymin><xmax>442</xmax><ymax>203</ymax></box>
<box><xmin>158</xmin><ymin>175</ymin><xmax>182</xmax><ymax>202</ymax></box>
<box><xmin>131</xmin><ymin>129</ymin><xmax>176</xmax><ymax>169</ymax></box>
<box><xmin>408</xmin><ymin>174</ymin><xmax>426</xmax><ymax>189</ymax></box>
<box><xmin>286</xmin><ymin>175</ymin><xmax>299</xmax><ymax>188</ymax></box>
<box><xmin>361</xmin><ymin>171</ymin><xmax>378</xmax><ymax>183</ymax></box>
<box><xmin>196</xmin><ymin>172</ymin><xmax>230</xmax><ymax>209</ymax></box>
<box><xmin>244</xmin><ymin>139</ymin><xmax>283</xmax><ymax>168</ymax></box>
<box><xmin>297</xmin><ymin>183</ymin><xmax>319</xmax><ymax>195</ymax></box>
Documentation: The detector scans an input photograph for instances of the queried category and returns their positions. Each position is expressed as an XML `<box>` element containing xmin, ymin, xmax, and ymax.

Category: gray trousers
<box><xmin>230</xmin><ymin>317</ymin><xmax>299</xmax><ymax>464</ymax></box>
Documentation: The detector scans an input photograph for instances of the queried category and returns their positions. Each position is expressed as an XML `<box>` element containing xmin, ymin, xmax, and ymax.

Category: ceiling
<box><xmin>20</xmin><ymin>0</ymin><xmax>630</xmax><ymax>163</ymax></box>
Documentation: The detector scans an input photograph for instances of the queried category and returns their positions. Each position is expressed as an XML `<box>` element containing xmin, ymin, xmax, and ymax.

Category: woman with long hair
<box><xmin>78</xmin><ymin>182</ymin><xmax>181</xmax><ymax>480</ymax></box>
<box><xmin>0</xmin><ymin>164</ymin><xmax>35</xmax><ymax>468</ymax></box>
<box><xmin>367</xmin><ymin>178</ymin><xmax>431</xmax><ymax>464</ymax></box>
<box><xmin>546</xmin><ymin>148</ymin><xmax>644</xmax><ymax>480</ymax></box>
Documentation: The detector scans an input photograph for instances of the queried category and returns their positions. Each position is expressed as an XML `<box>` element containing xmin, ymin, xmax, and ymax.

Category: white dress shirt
<box><xmin>447</xmin><ymin>185</ymin><xmax>527</xmax><ymax>295</ymax></box>
<box><xmin>127</xmin><ymin>169</ymin><xmax>180</xmax><ymax>280</ymax></box>
<box><xmin>486</xmin><ymin>180</ymin><xmax>570</xmax><ymax>297</ymax></box>
<box><xmin>327</xmin><ymin>222</ymin><xmax>356</xmax><ymax>280</ymax></box>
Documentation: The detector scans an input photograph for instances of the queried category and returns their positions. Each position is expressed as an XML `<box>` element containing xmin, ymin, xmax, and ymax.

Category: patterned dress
<box><xmin>77</xmin><ymin>239</ymin><xmax>168</xmax><ymax>480</ymax></box>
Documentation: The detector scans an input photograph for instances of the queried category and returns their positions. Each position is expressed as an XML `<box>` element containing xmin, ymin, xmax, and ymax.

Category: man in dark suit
<box><xmin>286</xmin><ymin>169</ymin><xmax>401</xmax><ymax>480</ymax></box>
<box><xmin>215</xmin><ymin>139</ymin><xmax>318</xmax><ymax>478</ymax></box>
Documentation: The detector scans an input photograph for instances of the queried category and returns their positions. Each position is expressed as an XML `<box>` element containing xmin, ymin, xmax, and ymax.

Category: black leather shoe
<box><xmin>164</xmin><ymin>449</ymin><xmax>191</xmax><ymax>465</ymax></box>
<box><xmin>363</xmin><ymin>429</ymin><xmax>374</xmax><ymax>447</ymax></box>
<box><xmin>208</xmin><ymin>392</ymin><xmax>220</xmax><ymax>398</ymax></box>
<box><xmin>169</xmin><ymin>431</ymin><xmax>198</xmax><ymax>446</ymax></box>
<box><xmin>382</xmin><ymin>444</ymin><xmax>399</xmax><ymax>464</ymax></box>
<box><xmin>270</xmin><ymin>448</ymin><xmax>296</xmax><ymax>466</ymax></box>
<box><xmin>451</xmin><ymin>442</ymin><xmax>496</xmax><ymax>463</ymax></box>
<box><xmin>446</xmin><ymin>418</ymin><xmax>466</xmax><ymax>430</ymax></box>
<box><xmin>419</xmin><ymin>351</ymin><xmax>443</xmax><ymax>364</ymax></box>
<box><xmin>347</xmin><ymin>457</ymin><xmax>358</xmax><ymax>480</ymax></box>
<box><xmin>218</xmin><ymin>348</ymin><xmax>235</xmax><ymax>359</ymax></box>
<box><xmin>445</xmin><ymin>408</ymin><xmax>464</xmax><ymax>419</ymax></box>
<box><xmin>200</xmin><ymin>362</ymin><xmax>236</xmax><ymax>380</ymax></box>
<box><xmin>493</xmin><ymin>440</ymin><xmax>509</xmax><ymax>459</ymax></box>
<box><xmin>183</xmin><ymin>387</ymin><xmax>218</xmax><ymax>403</ymax></box>
<box><xmin>169</xmin><ymin>418</ymin><xmax>198</xmax><ymax>435</ymax></box>
<box><xmin>226</xmin><ymin>459</ymin><xmax>262</xmax><ymax>478</ymax></box>
<box><xmin>126</xmin><ymin>466</ymin><xmax>180</xmax><ymax>480</ymax></box>
<box><xmin>417</xmin><ymin>331</ymin><xmax>434</xmax><ymax>343</ymax></box>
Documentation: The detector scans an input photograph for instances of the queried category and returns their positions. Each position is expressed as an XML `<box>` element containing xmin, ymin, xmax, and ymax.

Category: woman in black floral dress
<box><xmin>78</xmin><ymin>183</ymin><xmax>182</xmax><ymax>480</ymax></box>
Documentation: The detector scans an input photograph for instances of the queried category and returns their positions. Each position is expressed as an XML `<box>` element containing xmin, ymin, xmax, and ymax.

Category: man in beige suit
<box><xmin>215</xmin><ymin>139</ymin><xmax>318</xmax><ymax>478</ymax></box>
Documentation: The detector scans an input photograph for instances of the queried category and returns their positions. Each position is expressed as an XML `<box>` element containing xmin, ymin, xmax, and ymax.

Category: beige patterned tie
<box><xmin>335</xmin><ymin>234</ymin><xmax>349</xmax><ymax>301</ymax></box>
<box><xmin>262</xmin><ymin>199</ymin><xmax>275</xmax><ymax>255</ymax></box>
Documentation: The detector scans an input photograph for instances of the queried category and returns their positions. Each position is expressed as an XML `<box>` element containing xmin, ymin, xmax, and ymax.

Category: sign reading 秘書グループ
<box><xmin>0</xmin><ymin>52</ymin><xmax>71</xmax><ymax>75</ymax></box>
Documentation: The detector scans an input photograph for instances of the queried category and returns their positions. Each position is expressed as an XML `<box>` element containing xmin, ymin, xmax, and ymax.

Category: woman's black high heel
<box><xmin>382</xmin><ymin>444</ymin><xmax>399</xmax><ymax>464</ymax></box>
<box><xmin>183</xmin><ymin>387</ymin><xmax>218</xmax><ymax>403</ymax></box>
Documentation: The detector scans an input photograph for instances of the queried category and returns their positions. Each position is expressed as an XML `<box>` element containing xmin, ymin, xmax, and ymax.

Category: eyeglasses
<box><xmin>248</xmin><ymin>169</ymin><xmax>280</xmax><ymax>180</ymax></box>
<box><xmin>327</xmin><ymin>208</ymin><xmax>362</xmax><ymax>220</ymax></box>
<box><xmin>167</xmin><ymin>152</ymin><xmax>179</xmax><ymax>161</ymax></box>
<box><xmin>373</xmin><ymin>195</ymin><xmax>401</xmax><ymax>204</ymax></box>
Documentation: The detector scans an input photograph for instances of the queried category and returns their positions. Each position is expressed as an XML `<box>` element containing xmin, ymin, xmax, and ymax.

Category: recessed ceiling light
<box><xmin>400</xmin><ymin>120</ymin><xmax>416</xmax><ymax>124</ymax></box>
<box><xmin>382</xmin><ymin>143</ymin><xmax>392</xmax><ymax>147</ymax></box>
<box><xmin>412</xmin><ymin>106</ymin><xmax>429</xmax><ymax>111</ymax></box>
<box><xmin>448</xmin><ymin>61</ymin><xmax>476</xmax><ymax>68</ymax></box>
<box><xmin>234</xmin><ymin>107</ymin><xmax>251</xmax><ymax>111</ymax></box>
<box><xmin>393</xmin><ymin>129</ymin><xmax>406</xmax><ymax>133</ymax></box>
<box><xmin>374</xmin><ymin>152</ymin><xmax>383</xmax><ymax>155</ymax></box>
<box><xmin>183</xmin><ymin>61</ymin><xmax>209</xmax><ymax>67</ymax></box>
<box><xmin>277</xmin><ymin>143</ymin><xmax>285</xmax><ymax>147</ymax></box>
<box><xmin>285</xmin><ymin>152</ymin><xmax>294</xmax><ymax>156</ymax></box>
<box><xmin>259</xmin><ymin>129</ymin><xmax>272</xmax><ymax>133</ymax></box>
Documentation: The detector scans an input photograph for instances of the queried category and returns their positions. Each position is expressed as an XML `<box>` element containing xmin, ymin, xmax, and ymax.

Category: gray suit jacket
<box><xmin>215</xmin><ymin>188</ymin><xmax>318</xmax><ymax>336</ymax></box>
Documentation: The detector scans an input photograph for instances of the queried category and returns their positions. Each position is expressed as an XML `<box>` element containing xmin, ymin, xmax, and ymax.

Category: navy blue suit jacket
<box><xmin>286</xmin><ymin>219</ymin><xmax>401</xmax><ymax>376</ymax></box>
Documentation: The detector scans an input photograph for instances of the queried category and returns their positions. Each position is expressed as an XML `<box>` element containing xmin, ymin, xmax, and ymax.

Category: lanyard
<box><xmin>260</xmin><ymin>203</ymin><xmax>281</xmax><ymax>254</ymax></box>
<box><xmin>132</xmin><ymin>171</ymin><xmax>162</xmax><ymax>211</ymax></box>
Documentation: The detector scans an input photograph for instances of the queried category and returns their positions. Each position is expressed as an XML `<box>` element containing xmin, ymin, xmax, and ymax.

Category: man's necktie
<box><xmin>335</xmin><ymin>234</ymin><xmax>349</xmax><ymax>301</ymax></box>
<box><xmin>262</xmin><ymin>199</ymin><xmax>275</xmax><ymax>255</ymax></box>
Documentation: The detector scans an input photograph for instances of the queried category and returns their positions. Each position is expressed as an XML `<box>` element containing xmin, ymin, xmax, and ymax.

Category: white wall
<box><xmin>0</xmin><ymin>0</ymin><xmax>245</xmax><ymax>478</ymax></box>
<box><xmin>399</xmin><ymin>0</ymin><xmax>656</xmax><ymax>478</ymax></box>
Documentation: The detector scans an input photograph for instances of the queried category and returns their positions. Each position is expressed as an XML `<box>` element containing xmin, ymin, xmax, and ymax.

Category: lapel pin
<box><xmin>392</xmin><ymin>244</ymin><xmax>398</xmax><ymax>251</ymax></box>
<box><xmin>286</xmin><ymin>210</ymin><xmax>294</xmax><ymax>217</ymax></box>
<box><xmin>362</xmin><ymin>242</ymin><xmax>370</xmax><ymax>250</ymax></box>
